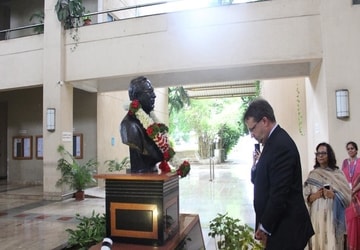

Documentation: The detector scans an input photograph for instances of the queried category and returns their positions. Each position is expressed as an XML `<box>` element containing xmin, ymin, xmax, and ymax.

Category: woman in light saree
<box><xmin>304</xmin><ymin>142</ymin><xmax>351</xmax><ymax>250</ymax></box>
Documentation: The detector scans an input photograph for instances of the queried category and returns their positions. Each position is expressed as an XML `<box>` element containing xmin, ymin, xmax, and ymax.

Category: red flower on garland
<box><xmin>146</xmin><ymin>123</ymin><xmax>168</xmax><ymax>139</ymax></box>
<box><xmin>146</xmin><ymin>126</ymin><xmax>154</xmax><ymax>137</ymax></box>
<box><xmin>163</xmin><ymin>151</ymin><xmax>170</xmax><ymax>161</ymax></box>
<box><xmin>128</xmin><ymin>99</ymin><xmax>190</xmax><ymax>177</ymax></box>
<box><xmin>159</xmin><ymin>160</ymin><xmax>171</xmax><ymax>173</ymax></box>
<box><xmin>177</xmin><ymin>160</ymin><xmax>191</xmax><ymax>178</ymax></box>
<box><xmin>128</xmin><ymin>99</ymin><xmax>141</xmax><ymax>115</ymax></box>
<box><xmin>147</xmin><ymin>124</ymin><xmax>160</xmax><ymax>138</ymax></box>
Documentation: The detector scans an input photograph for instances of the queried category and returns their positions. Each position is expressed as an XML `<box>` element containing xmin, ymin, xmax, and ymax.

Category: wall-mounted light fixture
<box><xmin>46</xmin><ymin>108</ymin><xmax>56</xmax><ymax>132</ymax></box>
<box><xmin>335</xmin><ymin>89</ymin><xmax>349</xmax><ymax>118</ymax></box>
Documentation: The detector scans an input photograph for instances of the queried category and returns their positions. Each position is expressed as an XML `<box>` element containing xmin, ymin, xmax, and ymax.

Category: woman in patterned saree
<box><xmin>342</xmin><ymin>141</ymin><xmax>360</xmax><ymax>250</ymax></box>
<box><xmin>304</xmin><ymin>142</ymin><xmax>351</xmax><ymax>250</ymax></box>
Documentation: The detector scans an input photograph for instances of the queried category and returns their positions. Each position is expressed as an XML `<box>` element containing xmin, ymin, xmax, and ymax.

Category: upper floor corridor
<box><xmin>0</xmin><ymin>0</ymin><xmax>322</xmax><ymax>92</ymax></box>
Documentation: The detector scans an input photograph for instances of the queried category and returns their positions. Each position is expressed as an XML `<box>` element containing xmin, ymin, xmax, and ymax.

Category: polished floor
<box><xmin>0</xmin><ymin>147</ymin><xmax>255</xmax><ymax>249</ymax></box>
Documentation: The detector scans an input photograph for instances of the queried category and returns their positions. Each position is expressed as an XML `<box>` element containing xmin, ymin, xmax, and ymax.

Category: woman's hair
<box><xmin>346</xmin><ymin>141</ymin><xmax>358</xmax><ymax>151</ymax></box>
<box><xmin>314</xmin><ymin>142</ymin><xmax>338</xmax><ymax>170</ymax></box>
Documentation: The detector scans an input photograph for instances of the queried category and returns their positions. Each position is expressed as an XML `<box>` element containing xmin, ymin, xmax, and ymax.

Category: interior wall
<box><xmin>0</xmin><ymin>87</ymin><xmax>97</xmax><ymax>185</ymax></box>
<box><xmin>9</xmin><ymin>0</ymin><xmax>43</xmax><ymax>38</ymax></box>
<box><xmin>305</xmin><ymin>61</ymin><xmax>328</xmax><ymax>170</ymax></box>
<box><xmin>97</xmin><ymin>90</ymin><xmax>128</xmax><ymax>181</ymax></box>
<box><xmin>73</xmin><ymin>89</ymin><xmax>97</xmax><ymax>167</ymax></box>
<box><xmin>103</xmin><ymin>0</ymin><xmax>138</xmax><ymax>19</ymax></box>
<box><xmin>64</xmin><ymin>0</ymin><xmax>322</xmax><ymax>84</ymax></box>
<box><xmin>261</xmin><ymin>78</ymin><xmax>309</xmax><ymax>180</ymax></box>
<box><xmin>303</xmin><ymin>1</ymin><xmax>360</xmax><ymax>169</ymax></box>
<box><xmin>319</xmin><ymin>0</ymin><xmax>360</xmax><ymax>163</ymax></box>
<box><xmin>0</xmin><ymin>102</ymin><xmax>8</xmax><ymax>178</ymax></box>
<box><xmin>0</xmin><ymin>4</ymin><xmax>10</xmax><ymax>40</ymax></box>
<box><xmin>2</xmin><ymin>0</ymin><xmax>360</xmax><ymax>187</ymax></box>
<box><xmin>4</xmin><ymin>87</ymin><xmax>43</xmax><ymax>184</ymax></box>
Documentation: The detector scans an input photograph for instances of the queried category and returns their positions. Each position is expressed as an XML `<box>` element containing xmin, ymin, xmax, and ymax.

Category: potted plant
<box><xmin>56</xmin><ymin>145</ymin><xmax>98</xmax><ymax>201</ymax></box>
<box><xmin>82</xmin><ymin>11</ymin><xmax>92</xmax><ymax>26</ymax></box>
<box><xmin>55</xmin><ymin>0</ymin><xmax>85</xmax><ymax>51</ymax></box>
<box><xmin>55</xmin><ymin>0</ymin><xmax>85</xmax><ymax>29</ymax></box>
<box><xmin>105</xmin><ymin>157</ymin><xmax>130</xmax><ymax>172</ymax></box>
<box><xmin>29</xmin><ymin>10</ymin><xmax>44</xmax><ymax>34</ymax></box>
<box><xmin>64</xmin><ymin>210</ymin><xmax>106</xmax><ymax>249</ymax></box>
<box><xmin>208</xmin><ymin>213</ymin><xmax>263</xmax><ymax>250</ymax></box>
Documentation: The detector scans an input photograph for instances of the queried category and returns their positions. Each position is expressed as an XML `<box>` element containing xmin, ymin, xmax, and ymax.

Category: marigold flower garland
<box><xmin>128</xmin><ymin>100</ymin><xmax>190</xmax><ymax>177</ymax></box>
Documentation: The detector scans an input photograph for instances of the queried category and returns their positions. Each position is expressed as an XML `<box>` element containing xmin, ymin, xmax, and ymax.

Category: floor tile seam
<box><xmin>0</xmin><ymin>185</ymin><xmax>42</xmax><ymax>193</ymax></box>
<box><xmin>0</xmin><ymin>201</ymin><xmax>104</xmax><ymax>214</ymax></box>
<box><xmin>0</xmin><ymin>218</ymin><xmax>77</xmax><ymax>225</ymax></box>
<box><xmin>0</xmin><ymin>212</ymin><xmax>77</xmax><ymax>222</ymax></box>
<box><xmin>0</xmin><ymin>200</ymin><xmax>54</xmax><ymax>215</ymax></box>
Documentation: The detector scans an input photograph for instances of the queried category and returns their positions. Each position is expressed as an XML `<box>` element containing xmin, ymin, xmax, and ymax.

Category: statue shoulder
<box><xmin>120</xmin><ymin>115</ymin><xmax>146</xmax><ymax>143</ymax></box>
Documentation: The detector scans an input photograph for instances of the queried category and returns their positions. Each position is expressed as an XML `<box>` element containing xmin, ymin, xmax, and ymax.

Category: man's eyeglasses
<box><xmin>248</xmin><ymin>122</ymin><xmax>259</xmax><ymax>133</ymax></box>
<box><xmin>315</xmin><ymin>152</ymin><xmax>327</xmax><ymax>157</ymax></box>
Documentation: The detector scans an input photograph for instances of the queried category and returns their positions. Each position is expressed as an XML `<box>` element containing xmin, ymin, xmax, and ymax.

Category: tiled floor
<box><xmin>0</xmin><ymin>145</ymin><xmax>255</xmax><ymax>250</ymax></box>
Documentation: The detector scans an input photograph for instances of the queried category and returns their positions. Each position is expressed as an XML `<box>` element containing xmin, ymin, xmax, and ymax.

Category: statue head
<box><xmin>129</xmin><ymin>76</ymin><xmax>156</xmax><ymax>114</ymax></box>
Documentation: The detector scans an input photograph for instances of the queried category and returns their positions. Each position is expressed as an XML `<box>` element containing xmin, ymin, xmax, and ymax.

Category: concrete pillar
<box><xmin>42</xmin><ymin>0</ymin><xmax>73</xmax><ymax>200</ymax></box>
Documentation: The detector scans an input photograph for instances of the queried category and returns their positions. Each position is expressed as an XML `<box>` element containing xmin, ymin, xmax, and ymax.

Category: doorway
<box><xmin>0</xmin><ymin>102</ymin><xmax>8</xmax><ymax>179</ymax></box>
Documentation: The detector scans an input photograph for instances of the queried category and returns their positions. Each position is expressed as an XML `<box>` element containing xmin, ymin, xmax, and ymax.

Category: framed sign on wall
<box><xmin>34</xmin><ymin>134</ymin><xmax>83</xmax><ymax>159</ymax></box>
<box><xmin>13</xmin><ymin>136</ymin><xmax>32</xmax><ymax>159</ymax></box>
<box><xmin>73</xmin><ymin>133</ymin><xmax>83</xmax><ymax>159</ymax></box>
<box><xmin>36</xmin><ymin>136</ymin><xmax>43</xmax><ymax>159</ymax></box>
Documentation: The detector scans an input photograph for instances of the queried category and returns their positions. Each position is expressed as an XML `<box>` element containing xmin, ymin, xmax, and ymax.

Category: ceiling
<box><xmin>183</xmin><ymin>80</ymin><xmax>257</xmax><ymax>99</ymax></box>
<box><xmin>71</xmin><ymin>60</ymin><xmax>321</xmax><ymax>101</ymax></box>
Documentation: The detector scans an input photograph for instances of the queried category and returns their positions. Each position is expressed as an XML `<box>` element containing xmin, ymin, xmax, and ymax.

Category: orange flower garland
<box><xmin>128</xmin><ymin>100</ymin><xmax>190</xmax><ymax>177</ymax></box>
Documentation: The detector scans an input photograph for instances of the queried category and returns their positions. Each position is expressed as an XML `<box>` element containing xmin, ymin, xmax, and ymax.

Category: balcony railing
<box><xmin>0</xmin><ymin>0</ymin><xmax>266</xmax><ymax>40</ymax></box>
<box><xmin>0</xmin><ymin>23</ymin><xmax>44</xmax><ymax>40</ymax></box>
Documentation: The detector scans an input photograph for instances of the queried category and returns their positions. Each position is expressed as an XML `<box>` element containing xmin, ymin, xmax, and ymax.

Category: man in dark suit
<box><xmin>243</xmin><ymin>98</ymin><xmax>314</xmax><ymax>250</ymax></box>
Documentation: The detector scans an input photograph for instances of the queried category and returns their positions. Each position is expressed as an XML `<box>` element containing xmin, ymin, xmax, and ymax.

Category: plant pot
<box><xmin>75</xmin><ymin>190</ymin><xmax>85</xmax><ymax>201</ymax></box>
<box><xmin>83</xmin><ymin>19</ymin><xmax>91</xmax><ymax>25</ymax></box>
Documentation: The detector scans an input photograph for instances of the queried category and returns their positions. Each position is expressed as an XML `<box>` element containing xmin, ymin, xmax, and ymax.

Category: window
<box><xmin>13</xmin><ymin>136</ymin><xmax>32</xmax><ymax>159</ymax></box>
<box><xmin>36</xmin><ymin>136</ymin><xmax>43</xmax><ymax>159</ymax></box>
<box><xmin>73</xmin><ymin>133</ymin><xmax>83</xmax><ymax>159</ymax></box>
<box><xmin>33</xmin><ymin>134</ymin><xmax>83</xmax><ymax>159</ymax></box>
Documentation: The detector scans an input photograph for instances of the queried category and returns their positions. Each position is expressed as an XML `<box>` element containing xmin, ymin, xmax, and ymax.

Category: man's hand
<box><xmin>255</xmin><ymin>228</ymin><xmax>268</xmax><ymax>247</ymax></box>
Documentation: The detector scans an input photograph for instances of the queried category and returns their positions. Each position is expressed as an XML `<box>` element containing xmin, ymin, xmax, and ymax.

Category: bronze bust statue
<box><xmin>120</xmin><ymin>76</ymin><xmax>163</xmax><ymax>173</ymax></box>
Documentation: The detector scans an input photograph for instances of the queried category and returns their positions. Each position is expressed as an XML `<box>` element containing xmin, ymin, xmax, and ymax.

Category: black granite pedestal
<box><xmin>95</xmin><ymin>173</ymin><xmax>179</xmax><ymax>246</ymax></box>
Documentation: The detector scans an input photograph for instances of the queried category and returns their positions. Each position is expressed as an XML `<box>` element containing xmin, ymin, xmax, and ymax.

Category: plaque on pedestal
<box><xmin>89</xmin><ymin>214</ymin><xmax>205</xmax><ymax>250</ymax></box>
<box><xmin>95</xmin><ymin>173</ymin><xmax>179</xmax><ymax>246</ymax></box>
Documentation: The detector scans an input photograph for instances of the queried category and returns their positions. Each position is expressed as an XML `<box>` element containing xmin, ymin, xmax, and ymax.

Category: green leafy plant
<box><xmin>105</xmin><ymin>157</ymin><xmax>130</xmax><ymax>172</ymax></box>
<box><xmin>56</xmin><ymin>145</ymin><xmax>97</xmax><ymax>193</ymax></box>
<box><xmin>29</xmin><ymin>10</ymin><xmax>44</xmax><ymax>34</ymax></box>
<box><xmin>168</xmin><ymin>86</ymin><xmax>190</xmax><ymax>116</ymax></box>
<box><xmin>217</xmin><ymin>123</ymin><xmax>241</xmax><ymax>160</ymax></box>
<box><xmin>208</xmin><ymin>213</ymin><xmax>263</xmax><ymax>250</ymax></box>
<box><xmin>65</xmin><ymin>210</ymin><xmax>106</xmax><ymax>250</ymax></box>
<box><xmin>175</xmin><ymin>237</ymin><xmax>192</xmax><ymax>250</ymax></box>
<box><xmin>296</xmin><ymin>83</ymin><xmax>304</xmax><ymax>136</ymax></box>
<box><xmin>55</xmin><ymin>0</ymin><xmax>85</xmax><ymax>29</ymax></box>
<box><xmin>55</xmin><ymin>0</ymin><xmax>85</xmax><ymax>51</ymax></box>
